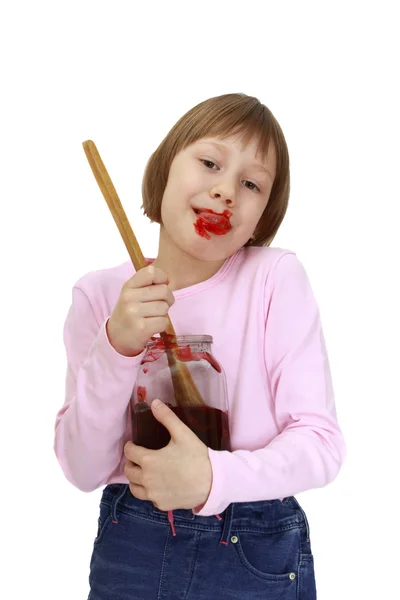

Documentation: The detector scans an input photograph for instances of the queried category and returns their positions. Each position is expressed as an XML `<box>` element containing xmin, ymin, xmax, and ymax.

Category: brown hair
<box><xmin>141</xmin><ymin>93</ymin><xmax>290</xmax><ymax>246</ymax></box>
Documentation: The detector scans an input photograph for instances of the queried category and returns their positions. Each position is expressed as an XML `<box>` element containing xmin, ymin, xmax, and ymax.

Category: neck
<box><xmin>151</xmin><ymin>227</ymin><xmax>227</xmax><ymax>291</ymax></box>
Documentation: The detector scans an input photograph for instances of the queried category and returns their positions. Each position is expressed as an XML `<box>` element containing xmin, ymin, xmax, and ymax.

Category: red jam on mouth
<box><xmin>193</xmin><ymin>208</ymin><xmax>232</xmax><ymax>240</ymax></box>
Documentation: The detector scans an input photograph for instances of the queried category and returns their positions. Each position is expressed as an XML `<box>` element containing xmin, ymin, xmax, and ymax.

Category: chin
<box><xmin>185</xmin><ymin>234</ymin><xmax>244</xmax><ymax>263</ymax></box>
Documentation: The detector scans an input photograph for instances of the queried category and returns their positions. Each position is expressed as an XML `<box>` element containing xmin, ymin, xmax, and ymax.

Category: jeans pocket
<box><xmin>233</xmin><ymin>527</ymin><xmax>301</xmax><ymax>583</ymax></box>
<box><xmin>93</xmin><ymin>501</ymin><xmax>112</xmax><ymax>547</ymax></box>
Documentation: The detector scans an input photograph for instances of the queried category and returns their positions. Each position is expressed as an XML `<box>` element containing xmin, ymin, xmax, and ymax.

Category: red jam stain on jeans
<box><xmin>194</xmin><ymin>209</ymin><xmax>232</xmax><ymax>240</ymax></box>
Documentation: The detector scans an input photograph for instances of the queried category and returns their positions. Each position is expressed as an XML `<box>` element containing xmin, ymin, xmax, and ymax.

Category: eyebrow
<box><xmin>197</xmin><ymin>140</ymin><xmax>274</xmax><ymax>180</ymax></box>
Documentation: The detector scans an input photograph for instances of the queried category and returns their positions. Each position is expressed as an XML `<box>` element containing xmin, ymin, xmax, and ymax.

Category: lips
<box><xmin>193</xmin><ymin>207</ymin><xmax>232</xmax><ymax>223</ymax></box>
<box><xmin>192</xmin><ymin>207</ymin><xmax>232</xmax><ymax>239</ymax></box>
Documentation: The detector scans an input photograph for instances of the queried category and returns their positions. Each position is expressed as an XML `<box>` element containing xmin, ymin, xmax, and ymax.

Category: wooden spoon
<box><xmin>82</xmin><ymin>140</ymin><xmax>206</xmax><ymax>407</ymax></box>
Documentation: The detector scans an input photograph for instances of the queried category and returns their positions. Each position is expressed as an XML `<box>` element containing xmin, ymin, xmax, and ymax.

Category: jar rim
<box><xmin>146</xmin><ymin>334</ymin><xmax>213</xmax><ymax>348</ymax></box>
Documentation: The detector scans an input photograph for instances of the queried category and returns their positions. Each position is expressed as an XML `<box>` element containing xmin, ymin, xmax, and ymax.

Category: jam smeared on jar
<box><xmin>137</xmin><ymin>386</ymin><xmax>147</xmax><ymax>402</ymax></box>
<box><xmin>141</xmin><ymin>334</ymin><xmax>222</xmax><ymax>373</ymax></box>
<box><xmin>132</xmin><ymin>334</ymin><xmax>229</xmax><ymax>455</ymax></box>
<box><xmin>132</xmin><ymin>403</ymin><xmax>231</xmax><ymax>451</ymax></box>
<box><xmin>193</xmin><ymin>208</ymin><xmax>232</xmax><ymax>240</ymax></box>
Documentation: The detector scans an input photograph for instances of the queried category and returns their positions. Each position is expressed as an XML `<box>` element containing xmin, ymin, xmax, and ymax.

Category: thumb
<box><xmin>150</xmin><ymin>399</ymin><xmax>188</xmax><ymax>440</ymax></box>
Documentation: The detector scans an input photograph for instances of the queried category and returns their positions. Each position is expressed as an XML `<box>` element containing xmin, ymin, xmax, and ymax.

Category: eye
<box><xmin>243</xmin><ymin>180</ymin><xmax>260</xmax><ymax>193</ymax></box>
<box><xmin>200</xmin><ymin>159</ymin><xmax>260</xmax><ymax>193</ymax></box>
<box><xmin>200</xmin><ymin>159</ymin><xmax>219</xmax><ymax>170</ymax></box>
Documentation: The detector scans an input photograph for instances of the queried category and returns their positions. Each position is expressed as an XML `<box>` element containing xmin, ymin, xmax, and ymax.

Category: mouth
<box><xmin>192</xmin><ymin>207</ymin><xmax>232</xmax><ymax>220</ymax></box>
<box><xmin>192</xmin><ymin>207</ymin><xmax>233</xmax><ymax>239</ymax></box>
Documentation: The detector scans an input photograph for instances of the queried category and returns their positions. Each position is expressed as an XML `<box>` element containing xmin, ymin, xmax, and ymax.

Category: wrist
<box><xmin>105</xmin><ymin>318</ymin><xmax>143</xmax><ymax>357</ymax></box>
<box><xmin>196</xmin><ymin>455</ymin><xmax>212</xmax><ymax>510</ymax></box>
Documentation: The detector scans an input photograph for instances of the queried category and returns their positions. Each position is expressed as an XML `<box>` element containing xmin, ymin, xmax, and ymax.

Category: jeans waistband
<box><xmin>101</xmin><ymin>484</ymin><xmax>307</xmax><ymax>545</ymax></box>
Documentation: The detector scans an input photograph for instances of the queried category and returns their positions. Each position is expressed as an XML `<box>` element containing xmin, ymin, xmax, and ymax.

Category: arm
<box><xmin>194</xmin><ymin>253</ymin><xmax>346</xmax><ymax>516</ymax></box>
<box><xmin>53</xmin><ymin>286</ymin><xmax>145</xmax><ymax>492</ymax></box>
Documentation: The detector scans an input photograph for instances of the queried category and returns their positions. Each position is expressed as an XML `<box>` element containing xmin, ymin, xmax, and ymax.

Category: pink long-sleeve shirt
<box><xmin>54</xmin><ymin>246</ymin><xmax>346</xmax><ymax>516</ymax></box>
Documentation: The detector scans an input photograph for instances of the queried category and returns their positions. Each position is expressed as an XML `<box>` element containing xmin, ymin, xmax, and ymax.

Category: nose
<box><xmin>209</xmin><ymin>185</ymin><xmax>235</xmax><ymax>207</ymax></box>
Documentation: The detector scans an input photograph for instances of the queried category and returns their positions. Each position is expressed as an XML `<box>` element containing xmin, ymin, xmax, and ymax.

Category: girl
<box><xmin>54</xmin><ymin>93</ymin><xmax>346</xmax><ymax>599</ymax></box>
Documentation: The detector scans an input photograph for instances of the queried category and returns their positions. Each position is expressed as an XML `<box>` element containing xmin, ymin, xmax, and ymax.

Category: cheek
<box><xmin>238</xmin><ymin>198</ymin><xmax>267</xmax><ymax>225</ymax></box>
<box><xmin>179</xmin><ymin>170</ymin><xmax>203</xmax><ymax>197</ymax></box>
<box><xmin>160</xmin><ymin>189</ymin><xmax>189</xmax><ymax>227</ymax></box>
<box><xmin>253</xmin><ymin>195</ymin><xmax>270</xmax><ymax>221</ymax></box>
<box><xmin>162</xmin><ymin>174</ymin><xmax>201</xmax><ymax>215</ymax></box>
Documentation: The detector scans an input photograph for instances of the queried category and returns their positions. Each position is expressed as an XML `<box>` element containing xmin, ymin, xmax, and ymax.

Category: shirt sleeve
<box><xmin>53</xmin><ymin>285</ymin><xmax>145</xmax><ymax>492</ymax></box>
<box><xmin>194</xmin><ymin>253</ymin><xmax>346</xmax><ymax>516</ymax></box>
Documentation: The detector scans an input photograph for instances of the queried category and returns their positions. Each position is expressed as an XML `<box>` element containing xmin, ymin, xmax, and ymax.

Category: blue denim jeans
<box><xmin>88</xmin><ymin>484</ymin><xmax>317</xmax><ymax>599</ymax></box>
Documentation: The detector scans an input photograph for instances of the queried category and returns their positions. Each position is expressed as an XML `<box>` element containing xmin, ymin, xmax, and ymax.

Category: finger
<box><xmin>122</xmin><ymin>280</ymin><xmax>174</xmax><ymax>308</ymax></box>
<box><xmin>139</xmin><ymin>284</ymin><xmax>175</xmax><ymax>307</ymax></box>
<box><xmin>142</xmin><ymin>316</ymin><xmax>170</xmax><ymax>334</ymax></box>
<box><xmin>139</xmin><ymin>300</ymin><xmax>170</xmax><ymax>318</ymax></box>
<box><xmin>150</xmin><ymin>399</ymin><xmax>190</xmax><ymax>441</ymax></box>
<box><xmin>124</xmin><ymin>463</ymin><xmax>144</xmax><ymax>486</ymax></box>
<box><xmin>124</xmin><ymin>441</ymin><xmax>149</xmax><ymax>465</ymax></box>
<box><xmin>126</xmin><ymin>266</ymin><xmax>169</xmax><ymax>290</ymax></box>
<box><xmin>129</xmin><ymin>483</ymin><xmax>149</xmax><ymax>502</ymax></box>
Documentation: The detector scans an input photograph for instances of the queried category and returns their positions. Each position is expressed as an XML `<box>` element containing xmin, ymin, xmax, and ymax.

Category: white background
<box><xmin>1</xmin><ymin>1</ymin><xmax>399</xmax><ymax>598</ymax></box>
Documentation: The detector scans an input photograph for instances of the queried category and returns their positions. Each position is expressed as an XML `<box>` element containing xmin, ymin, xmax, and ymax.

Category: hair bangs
<box><xmin>178</xmin><ymin>96</ymin><xmax>274</xmax><ymax>165</ymax></box>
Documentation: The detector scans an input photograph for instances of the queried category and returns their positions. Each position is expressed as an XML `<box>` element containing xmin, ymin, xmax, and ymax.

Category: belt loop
<box><xmin>111</xmin><ymin>484</ymin><xmax>128</xmax><ymax>524</ymax></box>
<box><xmin>220</xmin><ymin>503</ymin><xmax>234</xmax><ymax>546</ymax></box>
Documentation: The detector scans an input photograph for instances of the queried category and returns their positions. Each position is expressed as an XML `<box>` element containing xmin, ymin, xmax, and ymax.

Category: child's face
<box><xmin>160</xmin><ymin>134</ymin><xmax>276</xmax><ymax>262</ymax></box>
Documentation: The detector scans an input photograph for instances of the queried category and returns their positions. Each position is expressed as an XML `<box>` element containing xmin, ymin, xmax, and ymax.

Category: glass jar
<box><xmin>130</xmin><ymin>334</ymin><xmax>231</xmax><ymax>452</ymax></box>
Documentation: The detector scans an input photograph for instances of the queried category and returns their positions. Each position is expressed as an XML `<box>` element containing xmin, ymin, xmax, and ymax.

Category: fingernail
<box><xmin>152</xmin><ymin>399</ymin><xmax>162</xmax><ymax>408</ymax></box>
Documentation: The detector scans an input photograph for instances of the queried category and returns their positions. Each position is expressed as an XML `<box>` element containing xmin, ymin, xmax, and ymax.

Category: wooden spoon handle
<box><xmin>82</xmin><ymin>140</ymin><xmax>175</xmax><ymax>336</ymax></box>
<box><xmin>82</xmin><ymin>140</ymin><xmax>147</xmax><ymax>269</ymax></box>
